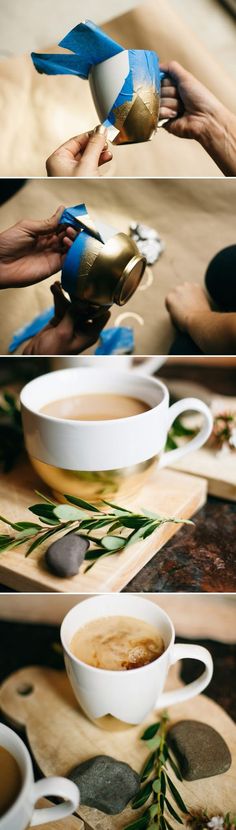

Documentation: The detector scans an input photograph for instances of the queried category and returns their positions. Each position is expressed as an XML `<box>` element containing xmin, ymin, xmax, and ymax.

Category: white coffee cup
<box><xmin>0</xmin><ymin>723</ymin><xmax>79</xmax><ymax>829</ymax></box>
<box><xmin>61</xmin><ymin>595</ymin><xmax>213</xmax><ymax>724</ymax></box>
<box><xmin>21</xmin><ymin>368</ymin><xmax>213</xmax><ymax>502</ymax></box>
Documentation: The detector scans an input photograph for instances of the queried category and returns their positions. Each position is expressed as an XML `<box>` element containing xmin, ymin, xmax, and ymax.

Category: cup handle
<box><xmin>159</xmin><ymin>397</ymin><xmax>213</xmax><ymax>469</ymax></box>
<box><xmin>156</xmin><ymin>643</ymin><xmax>213</xmax><ymax>709</ymax></box>
<box><xmin>30</xmin><ymin>777</ymin><xmax>79</xmax><ymax>826</ymax></box>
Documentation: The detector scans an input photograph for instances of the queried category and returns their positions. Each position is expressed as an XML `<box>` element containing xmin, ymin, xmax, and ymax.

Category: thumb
<box><xmin>50</xmin><ymin>281</ymin><xmax>69</xmax><ymax>322</ymax></box>
<box><xmin>80</xmin><ymin>128</ymin><xmax>108</xmax><ymax>171</ymax></box>
<box><xmin>36</xmin><ymin>205</ymin><xmax>65</xmax><ymax>236</ymax></box>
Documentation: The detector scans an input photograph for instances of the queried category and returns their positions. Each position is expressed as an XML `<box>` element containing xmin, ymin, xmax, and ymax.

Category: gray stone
<box><xmin>45</xmin><ymin>532</ymin><xmax>89</xmax><ymax>577</ymax></box>
<box><xmin>168</xmin><ymin>720</ymin><xmax>232</xmax><ymax>781</ymax></box>
<box><xmin>69</xmin><ymin>755</ymin><xmax>140</xmax><ymax>814</ymax></box>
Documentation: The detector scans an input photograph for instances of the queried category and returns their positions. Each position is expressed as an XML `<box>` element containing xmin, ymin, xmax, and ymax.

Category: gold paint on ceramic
<box><xmin>69</xmin><ymin>233</ymin><xmax>146</xmax><ymax>307</ymax></box>
<box><xmin>113</xmin><ymin>86</ymin><xmax>160</xmax><ymax>145</ymax></box>
<box><xmin>30</xmin><ymin>455</ymin><xmax>158</xmax><ymax>504</ymax></box>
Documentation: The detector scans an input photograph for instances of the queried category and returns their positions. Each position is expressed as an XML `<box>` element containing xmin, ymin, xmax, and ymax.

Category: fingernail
<box><xmin>95</xmin><ymin>125</ymin><xmax>107</xmax><ymax>135</ymax></box>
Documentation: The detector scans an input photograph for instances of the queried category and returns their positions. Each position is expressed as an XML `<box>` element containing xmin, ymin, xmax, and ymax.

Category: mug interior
<box><xmin>0</xmin><ymin>725</ymin><xmax>30</xmax><ymax>819</ymax></box>
<box><xmin>61</xmin><ymin>596</ymin><xmax>174</xmax><ymax>673</ymax></box>
<box><xmin>20</xmin><ymin>369</ymin><xmax>167</xmax><ymax>423</ymax></box>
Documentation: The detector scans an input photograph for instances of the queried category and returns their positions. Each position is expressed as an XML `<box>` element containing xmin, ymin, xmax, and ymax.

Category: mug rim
<box><xmin>20</xmin><ymin>369</ymin><xmax>168</xmax><ymax>428</ymax></box>
<box><xmin>90</xmin><ymin>48</ymin><xmax>158</xmax><ymax>71</ymax></box>
<box><xmin>0</xmin><ymin>723</ymin><xmax>32</xmax><ymax>823</ymax></box>
<box><xmin>60</xmin><ymin>597</ymin><xmax>175</xmax><ymax>677</ymax></box>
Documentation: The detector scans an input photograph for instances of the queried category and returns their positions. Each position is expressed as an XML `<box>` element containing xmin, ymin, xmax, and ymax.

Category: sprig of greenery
<box><xmin>0</xmin><ymin>492</ymin><xmax>193</xmax><ymax>571</ymax></box>
<box><xmin>124</xmin><ymin>714</ymin><xmax>190</xmax><ymax>830</ymax></box>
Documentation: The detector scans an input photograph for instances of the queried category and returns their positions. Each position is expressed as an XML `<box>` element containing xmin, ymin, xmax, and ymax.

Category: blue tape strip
<box><xmin>59</xmin><ymin>204</ymin><xmax>87</xmax><ymax>229</ymax></box>
<box><xmin>61</xmin><ymin>231</ymin><xmax>89</xmax><ymax>296</ymax></box>
<box><xmin>32</xmin><ymin>20</ymin><xmax>123</xmax><ymax>80</ymax></box>
<box><xmin>95</xmin><ymin>327</ymin><xmax>134</xmax><ymax>355</ymax></box>
<box><xmin>9</xmin><ymin>307</ymin><xmax>54</xmax><ymax>353</ymax></box>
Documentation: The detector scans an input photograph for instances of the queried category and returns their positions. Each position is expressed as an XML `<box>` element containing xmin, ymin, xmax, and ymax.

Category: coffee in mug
<box><xmin>41</xmin><ymin>394</ymin><xmax>149</xmax><ymax>421</ymax></box>
<box><xmin>0</xmin><ymin>747</ymin><xmax>22</xmax><ymax>817</ymax></box>
<box><xmin>70</xmin><ymin>616</ymin><xmax>164</xmax><ymax>670</ymax></box>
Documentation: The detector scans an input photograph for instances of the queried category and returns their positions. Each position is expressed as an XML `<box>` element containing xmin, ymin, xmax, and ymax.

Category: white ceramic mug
<box><xmin>61</xmin><ymin>595</ymin><xmax>213</xmax><ymax>725</ymax></box>
<box><xmin>21</xmin><ymin>368</ymin><xmax>213</xmax><ymax>502</ymax></box>
<box><xmin>0</xmin><ymin>723</ymin><xmax>79</xmax><ymax>829</ymax></box>
<box><xmin>89</xmin><ymin>49</ymin><xmax>164</xmax><ymax>144</ymax></box>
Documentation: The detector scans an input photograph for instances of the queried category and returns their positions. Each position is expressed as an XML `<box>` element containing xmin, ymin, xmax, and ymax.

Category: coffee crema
<box><xmin>41</xmin><ymin>393</ymin><xmax>150</xmax><ymax>422</ymax></box>
<box><xmin>0</xmin><ymin>746</ymin><xmax>22</xmax><ymax>817</ymax></box>
<box><xmin>70</xmin><ymin>616</ymin><xmax>165</xmax><ymax>671</ymax></box>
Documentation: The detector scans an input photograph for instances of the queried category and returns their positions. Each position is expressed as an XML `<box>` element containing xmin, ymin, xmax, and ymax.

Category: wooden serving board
<box><xmin>0</xmin><ymin>460</ymin><xmax>206</xmax><ymax>593</ymax></box>
<box><xmin>0</xmin><ymin>666</ymin><xmax>235</xmax><ymax>828</ymax></box>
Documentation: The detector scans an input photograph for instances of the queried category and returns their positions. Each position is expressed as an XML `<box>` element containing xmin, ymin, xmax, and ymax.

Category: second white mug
<box><xmin>61</xmin><ymin>595</ymin><xmax>214</xmax><ymax>725</ymax></box>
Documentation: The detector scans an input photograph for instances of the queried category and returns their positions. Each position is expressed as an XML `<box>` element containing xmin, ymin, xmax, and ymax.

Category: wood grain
<box><xmin>0</xmin><ymin>461</ymin><xmax>207</xmax><ymax>593</ymax></box>
<box><xmin>0</xmin><ymin>666</ymin><xmax>235</xmax><ymax>828</ymax></box>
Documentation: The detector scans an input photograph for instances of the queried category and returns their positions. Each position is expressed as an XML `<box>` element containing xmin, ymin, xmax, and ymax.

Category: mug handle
<box><xmin>156</xmin><ymin>644</ymin><xmax>213</xmax><ymax>709</ymax></box>
<box><xmin>30</xmin><ymin>777</ymin><xmax>79</xmax><ymax>826</ymax></box>
<box><xmin>159</xmin><ymin>397</ymin><xmax>213</xmax><ymax>469</ymax></box>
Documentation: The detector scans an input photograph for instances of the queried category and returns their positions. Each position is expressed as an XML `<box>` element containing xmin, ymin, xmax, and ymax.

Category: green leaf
<box><xmin>160</xmin><ymin>816</ymin><xmax>166</xmax><ymax>830</ymax></box>
<box><xmin>29</xmin><ymin>504</ymin><xmax>59</xmax><ymax>521</ymax></box>
<box><xmin>167</xmin><ymin>752</ymin><xmax>183</xmax><ymax>781</ymax></box>
<box><xmin>101</xmin><ymin>535</ymin><xmax>126</xmax><ymax>551</ymax></box>
<box><xmin>165</xmin><ymin>797</ymin><xmax>183</xmax><ymax>824</ymax></box>
<box><xmin>125</xmin><ymin>525</ymin><xmax>151</xmax><ymax>547</ymax></box>
<box><xmin>152</xmin><ymin>779</ymin><xmax>161</xmax><ymax>794</ymax></box>
<box><xmin>141</xmin><ymin>722</ymin><xmax>161</xmax><ymax>741</ymax></box>
<box><xmin>13</xmin><ymin>521</ymin><xmax>42</xmax><ymax>531</ymax></box>
<box><xmin>140</xmin><ymin>752</ymin><xmax>156</xmax><ymax>782</ymax></box>
<box><xmin>0</xmin><ymin>515</ymin><xmax>24</xmax><ymax>531</ymax></box>
<box><xmin>84</xmin><ymin>547</ymin><xmax>105</xmax><ymax>561</ymax></box>
<box><xmin>161</xmin><ymin>771</ymin><xmax>166</xmax><ymax>796</ymax></box>
<box><xmin>123</xmin><ymin>814</ymin><xmax>149</xmax><ymax>830</ymax></box>
<box><xmin>53</xmin><ymin>504</ymin><xmax>86</xmax><ymax>522</ymax></box>
<box><xmin>166</xmin><ymin>775</ymin><xmax>188</xmax><ymax>814</ymax></box>
<box><xmin>102</xmin><ymin>500</ymin><xmax>132</xmax><ymax>514</ymax></box>
<box><xmin>132</xmin><ymin>781</ymin><xmax>153</xmax><ymax>809</ymax></box>
<box><xmin>0</xmin><ymin>536</ymin><xmax>15</xmax><ymax>552</ymax></box>
<box><xmin>149</xmin><ymin>804</ymin><xmax>158</xmax><ymax>819</ymax></box>
<box><xmin>142</xmin><ymin>522</ymin><xmax>159</xmax><ymax>539</ymax></box>
<box><xmin>25</xmin><ymin>527</ymin><xmax>61</xmax><ymax>556</ymax></box>
<box><xmin>64</xmin><ymin>494</ymin><xmax>101</xmax><ymax>513</ymax></box>
<box><xmin>145</xmin><ymin>735</ymin><xmax>161</xmax><ymax>751</ymax></box>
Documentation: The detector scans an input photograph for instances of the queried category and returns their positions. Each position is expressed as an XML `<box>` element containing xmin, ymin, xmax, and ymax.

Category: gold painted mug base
<box><xmin>30</xmin><ymin>456</ymin><xmax>158</xmax><ymax>505</ymax></box>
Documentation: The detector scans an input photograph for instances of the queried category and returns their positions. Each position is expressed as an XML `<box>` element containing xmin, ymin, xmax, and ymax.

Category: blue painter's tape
<box><xmin>31</xmin><ymin>53</ymin><xmax>87</xmax><ymax>77</ymax></box>
<box><xmin>95</xmin><ymin>327</ymin><xmax>134</xmax><ymax>355</ymax></box>
<box><xmin>60</xmin><ymin>20</ymin><xmax>123</xmax><ymax>66</ymax></box>
<box><xmin>9</xmin><ymin>307</ymin><xmax>54</xmax><ymax>353</ymax></box>
<box><xmin>61</xmin><ymin>231</ymin><xmax>89</xmax><ymax>296</ymax></box>
<box><xmin>32</xmin><ymin>20</ymin><xmax>124</xmax><ymax>80</ymax></box>
<box><xmin>59</xmin><ymin>204</ymin><xmax>87</xmax><ymax>229</ymax></box>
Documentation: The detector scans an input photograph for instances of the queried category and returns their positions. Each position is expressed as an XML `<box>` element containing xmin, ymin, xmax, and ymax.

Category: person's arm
<box><xmin>165</xmin><ymin>282</ymin><xmax>236</xmax><ymax>354</ymax></box>
<box><xmin>160</xmin><ymin>62</ymin><xmax>236</xmax><ymax>177</ymax></box>
<box><xmin>46</xmin><ymin>128</ymin><xmax>113</xmax><ymax>177</ymax></box>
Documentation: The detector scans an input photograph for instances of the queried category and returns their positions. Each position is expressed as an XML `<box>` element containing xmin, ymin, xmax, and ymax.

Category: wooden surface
<box><xmin>0</xmin><ymin>461</ymin><xmax>206</xmax><ymax>593</ymax></box>
<box><xmin>169</xmin><ymin>393</ymin><xmax>236</xmax><ymax>502</ymax></box>
<box><xmin>33</xmin><ymin>800</ymin><xmax>83</xmax><ymax>829</ymax></box>
<box><xmin>0</xmin><ymin>665</ymin><xmax>235</xmax><ymax>827</ymax></box>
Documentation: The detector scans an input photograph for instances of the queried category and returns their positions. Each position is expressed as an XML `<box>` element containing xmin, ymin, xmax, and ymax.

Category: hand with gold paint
<box><xmin>160</xmin><ymin>61</ymin><xmax>236</xmax><ymax>177</ymax></box>
<box><xmin>46</xmin><ymin>127</ymin><xmax>113</xmax><ymax>177</ymax></box>
<box><xmin>23</xmin><ymin>282</ymin><xmax>110</xmax><ymax>355</ymax></box>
